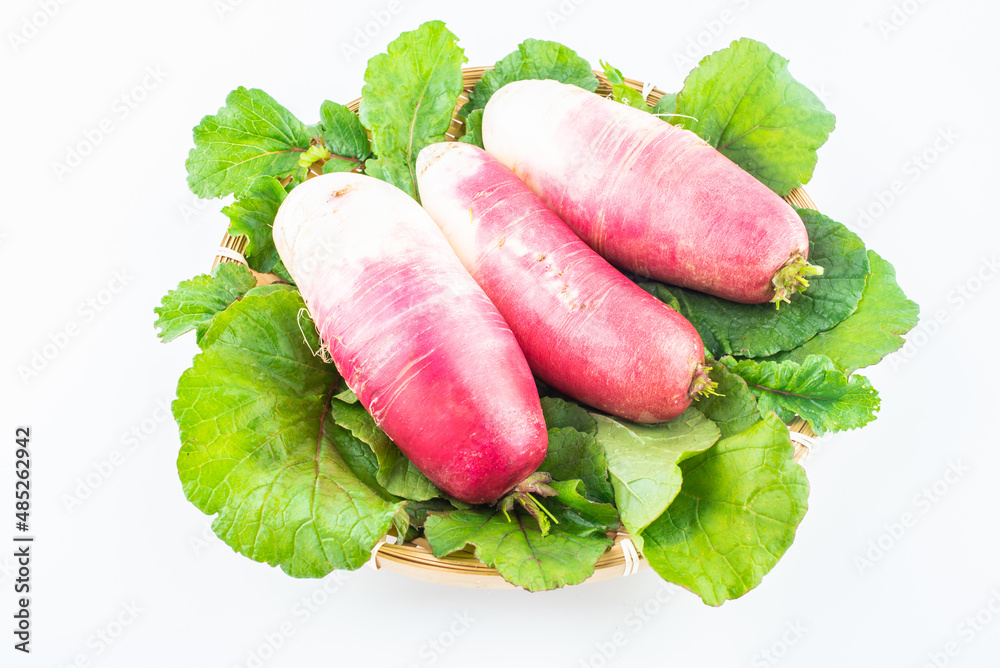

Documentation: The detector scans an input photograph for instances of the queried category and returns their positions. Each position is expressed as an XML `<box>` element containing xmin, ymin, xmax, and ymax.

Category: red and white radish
<box><xmin>272</xmin><ymin>172</ymin><xmax>548</xmax><ymax>504</ymax></box>
<box><xmin>417</xmin><ymin>142</ymin><xmax>711</xmax><ymax>423</ymax></box>
<box><xmin>481</xmin><ymin>79</ymin><xmax>822</xmax><ymax>305</ymax></box>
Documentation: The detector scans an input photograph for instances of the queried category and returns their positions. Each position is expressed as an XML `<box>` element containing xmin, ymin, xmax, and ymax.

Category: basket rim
<box><xmin>211</xmin><ymin>65</ymin><xmax>819</xmax><ymax>590</ymax></box>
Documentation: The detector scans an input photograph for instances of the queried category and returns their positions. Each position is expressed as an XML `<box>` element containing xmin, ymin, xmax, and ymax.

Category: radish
<box><xmin>481</xmin><ymin>79</ymin><xmax>823</xmax><ymax>305</ymax></box>
<box><xmin>417</xmin><ymin>142</ymin><xmax>712</xmax><ymax>423</ymax></box>
<box><xmin>272</xmin><ymin>172</ymin><xmax>548</xmax><ymax>504</ymax></box>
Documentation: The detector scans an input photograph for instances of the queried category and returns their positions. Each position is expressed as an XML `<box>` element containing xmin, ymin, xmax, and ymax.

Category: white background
<box><xmin>3</xmin><ymin>0</ymin><xmax>998</xmax><ymax>666</ymax></box>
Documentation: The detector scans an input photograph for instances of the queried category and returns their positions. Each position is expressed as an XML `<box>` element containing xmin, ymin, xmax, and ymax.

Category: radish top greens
<box><xmin>156</xmin><ymin>21</ymin><xmax>918</xmax><ymax>604</ymax></box>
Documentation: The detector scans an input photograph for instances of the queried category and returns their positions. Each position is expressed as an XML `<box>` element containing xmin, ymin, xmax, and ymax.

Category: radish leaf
<box><xmin>652</xmin><ymin>92</ymin><xmax>676</xmax><ymax>116</ymax></box>
<box><xmin>546</xmin><ymin>479</ymin><xmax>619</xmax><ymax>530</ymax></box>
<box><xmin>668</xmin><ymin>38</ymin><xmax>835</xmax><ymax>196</ymax></box>
<box><xmin>640</xmin><ymin>209</ymin><xmax>869</xmax><ymax>358</ymax></box>
<box><xmin>458</xmin><ymin>108</ymin><xmax>484</xmax><ymax>148</ymax></box>
<box><xmin>641</xmin><ymin>413</ymin><xmax>809</xmax><ymax>606</ymax></box>
<box><xmin>692</xmin><ymin>360</ymin><xmax>760</xmax><ymax>439</ymax></box>
<box><xmin>541</xmin><ymin>397</ymin><xmax>596</xmax><ymax>434</ymax></box>
<box><xmin>600</xmin><ymin>61</ymin><xmax>651</xmax><ymax>111</ymax></box>
<box><xmin>318</xmin><ymin>100</ymin><xmax>371</xmax><ymax>169</ymax></box>
<box><xmin>329</xmin><ymin>399</ymin><xmax>440</xmax><ymax>501</ymax></box>
<box><xmin>424</xmin><ymin>509</ymin><xmax>612</xmax><ymax>591</ymax></box>
<box><xmin>154</xmin><ymin>262</ymin><xmax>256</xmax><ymax>344</ymax></box>
<box><xmin>360</xmin><ymin>21</ymin><xmax>466</xmax><ymax>200</ymax></box>
<box><xmin>463</xmin><ymin>38</ymin><xmax>598</xmax><ymax>116</ymax></box>
<box><xmin>173</xmin><ymin>289</ymin><xmax>402</xmax><ymax>577</ymax></box>
<box><xmin>403</xmin><ymin>498</ymin><xmax>456</xmax><ymax>530</ymax></box>
<box><xmin>542</xmin><ymin>428</ymin><xmax>613</xmax><ymax>503</ymax></box>
<box><xmin>592</xmin><ymin>409</ymin><xmax>720</xmax><ymax>541</ymax></box>
<box><xmin>222</xmin><ymin>176</ymin><xmax>292</xmax><ymax>282</ymax></box>
<box><xmin>770</xmin><ymin>251</ymin><xmax>919</xmax><ymax>373</ymax></box>
<box><xmin>721</xmin><ymin>355</ymin><xmax>880</xmax><ymax>435</ymax></box>
<box><xmin>185</xmin><ymin>89</ymin><xmax>371</xmax><ymax>199</ymax></box>
<box><xmin>186</xmin><ymin>87</ymin><xmax>319</xmax><ymax>198</ymax></box>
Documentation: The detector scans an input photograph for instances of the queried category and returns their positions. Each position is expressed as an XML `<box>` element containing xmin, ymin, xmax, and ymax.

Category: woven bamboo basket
<box><xmin>212</xmin><ymin>67</ymin><xmax>818</xmax><ymax>589</ymax></box>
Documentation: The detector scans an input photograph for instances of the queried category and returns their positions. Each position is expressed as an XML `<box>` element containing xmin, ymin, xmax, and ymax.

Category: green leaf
<box><xmin>322</xmin><ymin>416</ymin><xmax>383</xmax><ymax>491</ymax></box>
<box><xmin>186</xmin><ymin>87</ymin><xmax>318</xmax><ymax>198</ymax></box>
<box><xmin>771</xmin><ymin>251</ymin><xmax>919</xmax><ymax>373</ymax></box>
<box><xmin>391</xmin><ymin>506</ymin><xmax>411</xmax><ymax>543</ymax></box>
<box><xmin>693</xmin><ymin>359</ymin><xmax>760</xmax><ymax>439</ymax></box>
<box><xmin>463</xmin><ymin>38</ymin><xmax>598</xmax><ymax>115</ymax></box>
<box><xmin>359</xmin><ymin>21</ymin><xmax>466</xmax><ymax>200</ymax></box>
<box><xmin>542</xmin><ymin>428</ymin><xmax>614</xmax><ymax>503</ymax></box>
<box><xmin>537</xmin><ymin>504</ymin><xmax>613</xmax><ymax>539</ymax></box>
<box><xmin>547</xmin><ymin>479</ymin><xmax>619</xmax><ymax>530</ymax></box>
<box><xmin>334</xmin><ymin>386</ymin><xmax>358</xmax><ymax>404</ymax></box>
<box><xmin>222</xmin><ymin>175</ymin><xmax>292</xmax><ymax>282</ymax></box>
<box><xmin>592</xmin><ymin>409</ymin><xmax>720</xmax><ymax>539</ymax></box>
<box><xmin>669</xmin><ymin>38</ymin><xmax>835</xmax><ymax>196</ymax></box>
<box><xmin>328</xmin><ymin>399</ymin><xmax>440</xmax><ymax>501</ymax></box>
<box><xmin>641</xmin><ymin>413</ymin><xmax>809</xmax><ymax>606</ymax></box>
<box><xmin>310</xmin><ymin>412</ymin><xmax>405</xmax><ymax>510</ymax></box>
<box><xmin>541</xmin><ymin>397</ymin><xmax>596</xmax><ymax>434</ymax></box>
<box><xmin>600</xmin><ymin>60</ymin><xmax>650</xmax><ymax>111</ymax></box>
<box><xmin>403</xmin><ymin>498</ymin><xmax>455</xmax><ymax>529</ymax></box>
<box><xmin>424</xmin><ymin>509</ymin><xmax>612</xmax><ymax>591</ymax></box>
<box><xmin>721</xmin><ymin>355</ymin><xmax>880</xmax><ymax>436</ymax></box>
<box><xmin>240</xmin><ymin>283</ymin><xmax>293</xmax><ymax>299</ymax></box>
<box><xmin>173</xmin><ymin>289</ymin><xmax>401</xmax><ymax>576</ymax></box>
<box><xmin>322</xmin><ymin>157</ymin><xmax>358</xmax><ymax>175</ymax></box>
<box><xmin>640</xmin><ymin>209</ymin><xmax>869</xmax><ymax>358</ymax></box>
<box><xmin>154</xmin><ymin>263</ymin><xmax>256</xmax><ymax>344</ymax></box>
<box><xmin>318</xmin><ymin>100</ymin><xmax>371</xmax><ymax>169</ymax></box>
<box><xmin>652</xmin><ymin>92</ymin><xmax>677</xmax><ymax>117</ymax></box>
<box><xmin>458</xmin><ymin>108</ymin><xmax>484</xmax><ymax>148</ymax></box>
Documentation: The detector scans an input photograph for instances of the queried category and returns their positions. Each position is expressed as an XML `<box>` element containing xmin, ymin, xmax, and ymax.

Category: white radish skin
<box><xmin>417</xmin><ymin>142</ymin><xmax>707</xmax><ymax>423</ymax></box>
<box><xmin>273</xmin><ymin>173</ymin><xmax>547</xmax><ymax>504</ymax></box>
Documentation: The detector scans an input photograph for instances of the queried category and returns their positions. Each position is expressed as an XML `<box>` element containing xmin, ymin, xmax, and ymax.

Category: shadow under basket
<box><xmin>212</xmin><ymin>66</ymin><xmax>819</xmax><ymax>589</ymax></box>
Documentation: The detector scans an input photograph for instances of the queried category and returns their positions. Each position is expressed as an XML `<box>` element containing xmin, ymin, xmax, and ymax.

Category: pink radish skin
<box><xmin>417</xmin><ymin>142</ymin><xmax>708</xmax><ymax>423</ymax></box>
<box><xmin>273</xmin><ymin>173</ymin><xmax>547</xmax><ymax>504</ymax></box>
<box><xmin>482</xmin><ymin>79</ymin><xmax>814</xmax><ymax>305</ymax></box>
